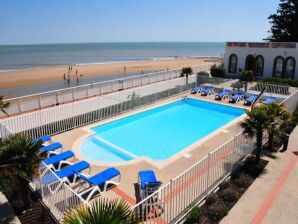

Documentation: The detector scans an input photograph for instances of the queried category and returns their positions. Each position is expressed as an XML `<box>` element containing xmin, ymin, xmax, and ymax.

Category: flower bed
<box><xmin>184</xmin><ymin>157</ymin><xmax>268</xmax><ymax>224</ymax></box>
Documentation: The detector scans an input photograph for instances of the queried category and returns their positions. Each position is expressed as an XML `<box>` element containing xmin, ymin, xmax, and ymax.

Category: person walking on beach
<box><xmin>63</xmin><ymin>73</ymin><xmax>66</xmax><ymax>80</ymax></box>
<box><xmin>124</xmin><ymin>66</ymin><xmax>126</xmax><ymax>73</ymax></box>
<box><xmin>67</xmin><ymin>71</ymin><xmax>70</xmax><ymax>85</ymax></box>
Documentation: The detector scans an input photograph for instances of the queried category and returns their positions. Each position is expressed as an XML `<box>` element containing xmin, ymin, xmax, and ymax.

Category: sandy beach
<box><xmin>0</xmin><ymin>58</ymin><xmax>218</xmax><ymax>89</ymax></box>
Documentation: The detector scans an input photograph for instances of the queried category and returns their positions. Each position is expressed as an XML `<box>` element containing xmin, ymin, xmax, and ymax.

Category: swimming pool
<box><xmin>80</xmin><ymin>98</ymin><xmax>245</xmax><ymax>163</ymax></box>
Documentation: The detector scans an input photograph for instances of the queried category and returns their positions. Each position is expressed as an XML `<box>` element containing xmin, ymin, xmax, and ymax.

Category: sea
<box><xmin>0</xmin><ymin>42</ymin><xmax>225</xmax><ymax>97</ymax></box>
<box><xmin>0</xmin><ymin>42</ymin><xmax>225</xmax><ymax>72</ymax></box>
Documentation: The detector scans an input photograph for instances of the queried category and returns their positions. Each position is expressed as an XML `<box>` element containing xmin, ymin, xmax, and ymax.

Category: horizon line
<box><xmin>0</xmin><ymin>41</ymin><xmax>230</xmax><ymax>47</ymax></box>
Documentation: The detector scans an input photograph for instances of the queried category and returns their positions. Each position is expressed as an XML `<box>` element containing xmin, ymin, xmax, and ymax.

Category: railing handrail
<box><xmin>41</xmin><ymin>161</ymin><xmax>89</xmax><ymax>206</ymax></box>
<box><xmin>172</xmin><ymin>131</ymin><xmax>243</xmax><ymax>181</ymax></box>
<box><xmin>132</xmin><ymin>131</ymin><xmax>244</xmax><ymax>209</ymax></box>
<box><xmin>254</xmin><ymin>81</ymin><xmax>298</xmax><ymax>88</ymax></box>
<box><xmin>3</xmin><ymin>65</ymin><xmax>208</xmax><ymax>102</ymax></box>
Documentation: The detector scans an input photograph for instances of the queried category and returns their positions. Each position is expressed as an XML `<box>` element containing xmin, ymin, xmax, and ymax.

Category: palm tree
<box><xmin>0</xmin><ymin>95</ymin><xmax>9</xmax><ymax>115</ymax></box>
<box><xmin>0</xmin><ymin>134</ymin><xmax>44</xmax><ymax>210</ymax></box>
<box><xmin>239</xmin><ymin>70</ymin><xmax>255</xmax><ymax>92</ymax></box>
<box><xmin>240</xmin><ymin>105</ymin><xmax>270</xmax><ymax>163</ymax></box>
<box><xmin>279</xmin><ymin>112</ymin><xmax>297</xmax><ymax>152</ymax></box>
<box><xmin>63</xmin><ymin>198</ymin><xmax>139</xmax><ymax>224</ymax></box>
<box><xmin>181</xmin><ymin>67</ymin><xmax>193</xmax><ymax>85</ymax></box>
<box><xmin>265</xmin><ymin>104</ymin><xmax>291</xmax><ymax>151</ymax></box>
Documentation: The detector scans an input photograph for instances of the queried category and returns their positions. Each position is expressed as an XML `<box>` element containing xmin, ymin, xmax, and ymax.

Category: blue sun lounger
<box><xmin>139</xmin><ymin>170</ymin><xmax>158</xmax><ymax>190</ymax></box>
<box><xmin>43</xmin><ymin>150</ymin><xmax>75</xmax><ymax>170</ymax></box>
<box><xmin>244</xmin><ymin>95</ymin><xmax>258</xmax><ymax>105</ymax></box>
<box><xmin>262</xmin><ymin>97</ymin><xmax>276</xmax><ymax>105</ymax></box>
<box><xmin>229</xmin><ymin>93</ymin><xmax>244</xmax><ymax>103</ymax></box>
<box><xmin>33</xmin><ymin>135</ymin><xmax>52</xmax><ymax>144</ymax></box>
<box><xmin>41</xmin><ymin>161</ymin><xmax>91</xmax><ymax>192</ymax></box>
<box><xmin>39</xmin><ymin>142</ymin><xmax>63</xmax><ymax>154</ymax></box>
<box><xmin>201</xmin><ymin>87</ymin><xmax>215</xmax><ymax>96</ymax></box>
<box><xmin>191</xmin><ymin>85</ymin><xmax>204</xmax><ymax>94</ymax></box>
<box><xmin>138</xmin><ymin>170</ymin><xmax>163</xmax><ymax>200</ymax></box>
<box><xmin>77</xmin><ymin>167</ymin><xmax>121</xmax><ymax>201</ymax></box>
<box><xmin>215</xmin><ymin>90</ymin><xmax>230</xmax><ymax>100</ymax></box>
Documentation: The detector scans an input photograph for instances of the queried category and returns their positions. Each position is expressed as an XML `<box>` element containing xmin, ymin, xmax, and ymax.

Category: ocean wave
<box><xmin>75</xmin><ymin>57</ymin><xmax>177</xmax><ymax>66</ymax></box>
<box><xmin>0</xmin><ymin>66</ymin><xmax>48</xmax><ymax>73</ymax></box>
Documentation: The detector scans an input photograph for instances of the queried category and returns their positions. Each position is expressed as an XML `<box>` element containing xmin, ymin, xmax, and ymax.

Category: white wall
<box><xmin>224</xmin><ymin>42</ymin><xmax>298</xmax><ymax>79</ymax></box>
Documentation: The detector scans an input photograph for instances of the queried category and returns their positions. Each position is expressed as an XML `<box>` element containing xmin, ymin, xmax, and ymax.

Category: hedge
<box><xmin>257</xmin><ymin>77</ymin><xmax>298</xmax><ymax>87</ymax></box>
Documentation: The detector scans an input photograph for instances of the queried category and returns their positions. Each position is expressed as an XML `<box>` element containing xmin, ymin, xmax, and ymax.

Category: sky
<box><xmin>0</xmin><ymin>0</ymin><xmax>280</xmax><ymax>45</ymax></box>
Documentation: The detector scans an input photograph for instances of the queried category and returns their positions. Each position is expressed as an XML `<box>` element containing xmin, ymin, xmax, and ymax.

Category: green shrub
<box><xmin>184</xmin><ymin>207</ymin><xmax>202</xmax><ymax>224</ymax></box>
<box><xmin>233</xmin><ymin>174</ymin><xmax>253</xmax><ymax>188</ymax></box>
<box><xmin>205</xmin><ymin>193</ymin><xmax>217</xmax><ymax>206</ymax></box>
<box><xmin>242</xmin><ymin>157</ymin><xmax>265</xmax><ymax>178</ymax></box>
<box><xmin>207</xmin><ymin>202</ymin><xmax>229</xmax><ymax>221</ymax></box>
<box><xmin>257</xmin><ymin>77</ymin><xmax>298</xmax><ymax>87</ymax></box>
<box><xmin>181</xmin><ymin>67</ymin><xmax>193</xmax><ymax>77</ymax></box>
<box><xmin>219</xmin><ymin>181</ymin><xmax>230</xmax><ymax>190</ymax></box>
<box><xmin>197</xmin><ymin>71</ymin><xmax>209</xmax><ymax>77</ymax></box>
<box><xmin>239</xmin><ymin>70</ymin><xmax>255</xmax><ymax>82</ymax></box>
<box><xmin>220</xmin><ymin>188</ymin><xmax>238</xmax><ymax>203</ymax></box>
<box><xmin>231</xmin><ymin>81</ymin><xmax>244</xmax><ymax>90</ymax></box>
<box><xmin>0</xmin><ymin>176</ymin><xmax>13</xmax><ymax>199</ymax></box>
<box><xmin>210</xmin><ymin>64</ymin><xmax>225</xmax><ymax>78</ymax></box>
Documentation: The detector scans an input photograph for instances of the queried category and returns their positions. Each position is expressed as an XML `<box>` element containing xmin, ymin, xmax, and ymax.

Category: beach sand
<box><xmin>0</xmin><ymin>58</ymin><xmax>218</xmax><ymax>89</ymax></box>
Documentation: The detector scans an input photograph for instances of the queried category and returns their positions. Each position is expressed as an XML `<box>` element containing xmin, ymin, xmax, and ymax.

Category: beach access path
<box><xmin>0</xmin><ymin>58</ymin><xmax>217</xmax><ymax>89</ymax></box>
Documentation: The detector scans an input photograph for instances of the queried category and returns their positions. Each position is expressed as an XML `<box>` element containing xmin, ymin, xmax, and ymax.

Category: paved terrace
<box><xmin>52</xmin><ymin>93</ymin><xmax>251</xmax><ymax>205</ymax></box>
<box><xmin>221</xmin><ymin>125</ymin><xmax>298</xmax><ymax>224</ymax></box>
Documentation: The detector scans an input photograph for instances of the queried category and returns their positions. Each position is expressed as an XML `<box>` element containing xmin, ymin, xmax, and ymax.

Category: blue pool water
<box><xmin>80</xmin><ymin>98</ymin><xmax>245</xmax><ymax>162</ymax></box>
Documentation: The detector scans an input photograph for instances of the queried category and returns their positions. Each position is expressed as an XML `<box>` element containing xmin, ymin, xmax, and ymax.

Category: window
<box><xmin>273</xmin><ymin>56</ymin><xmax>284</xmax><ymax>77</ymax></box>
<box><xmin>245</xmin><ymin>55</ymin><xmax>255</xmax><ymax>71</ymax></box>
<box><xmin>284</xmin><ymin>57</ymin><xmax>296</xmax><ymax>78</ymax></box>
<box><xmin>228</xmin><ymin>54</ymin><xmax>237</xmax><ymax>73</ymax></box>
<box><xmin>255</xmin><ymin>55</ymin><xmax>264</xmax><ymax>76</ymax></box>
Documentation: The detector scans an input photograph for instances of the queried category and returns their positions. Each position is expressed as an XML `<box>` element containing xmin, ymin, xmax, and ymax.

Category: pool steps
<box><xmin>93</xmin><ymin>135</ymin><xmax>138</xmax><ymax>159</ymax></box>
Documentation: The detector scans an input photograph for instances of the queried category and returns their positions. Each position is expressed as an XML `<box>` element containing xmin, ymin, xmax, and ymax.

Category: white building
<box><xmin>224</xmin><ymin>42</ymin><xmax>298</xmax><ymax>79</ymax></box>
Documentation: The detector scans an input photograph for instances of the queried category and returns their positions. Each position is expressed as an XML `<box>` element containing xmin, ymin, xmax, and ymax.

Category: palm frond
<box><xmin>0</xmin><ymin>134</ymin><xmax>44</xmax><ymax>180</ymax></box>
<box><xmin>63</xmin><ymin>198</ymin><xmax>139</xmax><ymax>224</ymax></box>
<box><xmin>0</xmin><ymin>95</ymin><xmax>9</xmax><ymax>115</ymax></box>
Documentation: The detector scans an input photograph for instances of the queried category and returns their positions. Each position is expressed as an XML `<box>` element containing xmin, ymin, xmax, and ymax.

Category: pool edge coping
<box><xmin>71</xmin><ymin>95</ymin><xmax>248</xmax><ymax>169</ymax></box>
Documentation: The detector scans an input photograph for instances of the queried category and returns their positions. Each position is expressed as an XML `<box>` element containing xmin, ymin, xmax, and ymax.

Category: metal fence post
<box><xmin>18</xmin><ymin>98</ymin><xmax>22</xmax><ymax>113</ymax></box>
<box><xmin>207</xmin><ymin>153</ymin><xmax>211</xmax><ymax>190</ymax></box>
<box><xmin>39</xmin><ymin>95</ymin><xmax>42</xmax><ymax>109</ymax></box>
<box><xmin>72</xmin><ymin>88</ymin><xmax>75</xmax><ymax>102</ymax></box>
<box><xmin>169</xmin><ymin>179</ymin><xmax>173</xmax><ymax>222</ymax></box>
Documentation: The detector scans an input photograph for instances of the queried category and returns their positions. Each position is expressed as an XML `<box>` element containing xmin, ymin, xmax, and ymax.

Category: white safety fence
<box><xmin>132</xmin><ymin>132</ymin><xmax>255</xmax><ymax>223</ymax></box>
<box><xmin>0</xmin><ymin>74</ymin><xmax>199</xmax><ymax>139</ymax></box>
<box><xmin>1</xmin><ymin>75</ymin><xmax>297</xmax><ymax>140</ymax></box>
<box><xmin>32</xmin><ymin>162</ymin><xmax>89</xmax><ymax>221</ymax></box>
<box><xmin>30</xmin><ymin>131</ymin><xmax>253</xmax><ymax>223</ymax></box>
<box><xmin>197</xmin><ymin>75</ymin><xmax>298</xmax><ymax>97</ymax></box>
<box><xmin>1</xmin><ymin>65</ymin><xmax>210</xmax><ymax>117</ymax></box>
<box><xmin>248</xmin><ymin>82</ymin><xmax>297</xmax><ymax>96</ymax></box>
<box><xmin>0</xmin><ymin>123</ymin><xmax>11</xmax><ymax>139</ymax></box>
<box><xmin>282</xmin><ymin>90</ymin><xmax>298</xmax><ymax>113</ymax></box>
